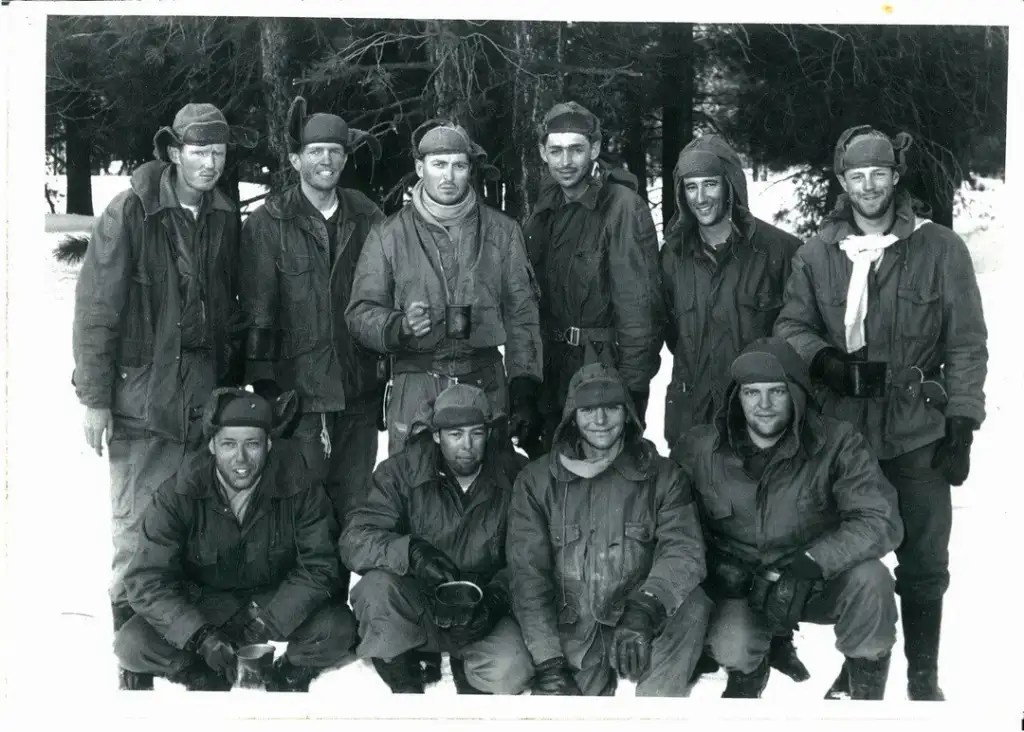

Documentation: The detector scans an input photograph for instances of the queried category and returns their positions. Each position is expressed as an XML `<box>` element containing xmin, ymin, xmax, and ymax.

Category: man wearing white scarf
<box><xmin>775</xmin><ymin>126</ymin><xmax>988</xmax><ymax>702</ymax></box>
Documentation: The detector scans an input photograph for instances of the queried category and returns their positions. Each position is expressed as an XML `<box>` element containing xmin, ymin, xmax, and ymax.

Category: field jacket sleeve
<box><xmin>338</xmin><ymin>461</ymin><xmax>412</xmax><ymax>576</ymax></box>
<box><xmin>774</xmin><ymin>241</ymin><xmax>834</xmax><ymax>364</ymax></box>
<box><xmin>501</xmin><ymin>221</ymin><xmax>543</xmax><ymax>382</ymax></box>
<box><xmin>939</xmin><ymin>230</ymin><xmax>988</xmax><ymax>425</ymax></box>
<box><xmin>238</xmin><ymin>208</ymin><xmax>279</xmax><ymax>383</ymax></box>
<box><xmin>344</xmin><ymin>222</ymin><xmax>407</xmax><ymax>355</ymax></box>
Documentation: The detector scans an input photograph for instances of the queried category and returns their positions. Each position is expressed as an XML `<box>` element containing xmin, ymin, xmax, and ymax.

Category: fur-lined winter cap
<box><xmin>152</xmin><ymin>103</ymin><xmax>229</xmax><ymax>162</ymax></box>
<box><xmin>202</xmin><ymin>387</ymin><xmax>299</xmax><ymax>440</ymax></box>
<box><xmin>834</xmin><ymin>125</ymin><xmax>912</xmax><ymax>177</ymax></box>
<box><xmin>287</xmin><ymin>96</ymin><xmax>381</xmax><ymax>159</ymax></box>
<box><xmin>432</xmin><ymin>384</ymin><xmax>493</xmax><ymax>430</ymax></box>
<box><xmin>539</xmin><ymin>102</ymin><xmax>602</xmax><ymax>144</ymax></box>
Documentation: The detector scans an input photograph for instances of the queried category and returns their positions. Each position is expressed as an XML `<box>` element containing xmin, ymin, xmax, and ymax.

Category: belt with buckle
<box><xmin>550</xmin><ymin>326</ymin><xmax>615</xmax><ymax>347</ymax></box>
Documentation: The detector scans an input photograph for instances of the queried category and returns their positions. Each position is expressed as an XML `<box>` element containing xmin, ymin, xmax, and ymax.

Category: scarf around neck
<box><xmin>559</xmin><ymin>437</ymin><xmax>624</xmax><ymax>479</ymax></box>
<box><xmin>412</xmin><ymin>179</ymin><xmax>478</xmax><ymax>228</ymax></box>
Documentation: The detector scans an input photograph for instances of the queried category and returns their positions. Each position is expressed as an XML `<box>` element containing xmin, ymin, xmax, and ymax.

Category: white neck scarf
<box><xmin>837</xmin><ymin>216</ymin><xmax>930</xmax><ymax>352</ymax></box>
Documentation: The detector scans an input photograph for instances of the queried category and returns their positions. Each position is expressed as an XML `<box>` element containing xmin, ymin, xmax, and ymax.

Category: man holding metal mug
<box><xmin>341</xmin><ymin>384</ymin><xmax>535</xmax><ymax>694</ymax></box>
<box><xmin>346</xmin><ymin>120</ymin><xmax>543</xmax><ymax>456</ymax></box>
<box><xmin>774</xmin><ymin>126</ymin><xmax>988</xmax><ymax>700</ymax></box>
<box><xmin>672</xmin><ymin>338</ymin><xmax>903</xmax><ymax>699</ymax></box>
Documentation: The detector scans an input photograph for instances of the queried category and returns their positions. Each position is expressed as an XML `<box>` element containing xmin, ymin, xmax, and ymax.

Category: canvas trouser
<box><xmin>706</xmin><ymin>559</ymin><xmax>897</xmax><ymax>674</ymax></box>
<box><xmin>555</xmin><ymin>587</ymin><xmax>713</xmax><ymax>697</ymax></box>
<box><xmin>108</xmin><ymin>350</ymin><xmax>212</xmax><ymax>607</ymax></box>
<box><xmin>114</xmin><ymin>601</ymin><xmax>357</xmax><ymax>675</ymax></box>
<box><xmin>350</xmin><ymin>570</ymin><xmax>534</xmax><ymax>694</ymax></box>
<box><xmin>878</xmin><ymin>440</ymin><xmax>952</xmax><ymax>602</ymax></box>
<box><xmin>385</xmin><ymin>360</ymin><xmax>508</xmax><ymax>456</ymax></box>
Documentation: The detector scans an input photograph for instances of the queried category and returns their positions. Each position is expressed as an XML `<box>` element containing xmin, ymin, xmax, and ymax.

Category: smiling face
<box><xmin>840</xmin><ymin>165</ymin><xmax>899</xmax><ymax>221</ymax></box>
<box><xmin>291</xmin><ymin>142</ymin><xmax>348</xmax><ymax>193</ymax></box>
<box><xmin>683</xmin><ymin>175</ymin><xmax>729</xmax><ymax>227</ymax></box>
<box><xmin>433</xmin><ymin>424</ymin><xmax>488</xmax><ymax>477</ymax></box>
<box><xmin>416</xmin><ymin>152</ymin><xmax>472</xmax><ymax>205</ymax></box>
<box><xmin>738</xmin><ymin>381</ymin><xmax>793</xmax><ymax>447</ymax></box>
<box><xmin>539</xmin><ymin>132</ymin><xmax>600</xmax><ymax>193</ymax></box>
<box><xmin>210</xmin><ymin>426</ymin><xmax>271</xmax><ymax>491</ymax></box>
<box><xmin>575</xmin><ymin>404</ymin><xmax>626</xmax><ymax>452</ymax></box>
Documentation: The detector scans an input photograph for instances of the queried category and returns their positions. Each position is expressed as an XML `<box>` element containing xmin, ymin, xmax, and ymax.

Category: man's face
<box><xmin>840</xmin><ymin>166</ymin><xmax>900</xmax><ymax>220</ymax></box>
<box><xmin>416</xmin><ymin>153</ymin><xmax>472</xmax><ymax>205</ymax></box>
<box><xmin>290</xmin><ymin>143</ymin><xmax>347</xmax><ymax>193</ymax></box>
<box><xmin>209</xmin><ymin>426</ymin><xmax>271</xmax><ymax>491</ymax></box>
<box><xmin>169</xmin><ymin>143</ymin><xmax>227</xmax><ymax>194</ymax></box>
<box><xmin>433</xmin><ymin>424</ymin><xmax>488</xmax><ymax>477</ymax></box>
<box><xmin>683</xmin><ymin>175</ymin><xmax>729</xmax><ymax>227</ymax></box>
<box><xmin>575</xmin><ymin>404</ymin><xmax>626</xmax><ymax>451</ymax></box>
<box><xmin>738</xmin><ymin>382</ymin><xmax>793</xmax><ymax>443</ymax></box>
<box><xmin>539</xmin><ymin>132</ymin><xmax>600</xmax><ymax>191</ymax></box>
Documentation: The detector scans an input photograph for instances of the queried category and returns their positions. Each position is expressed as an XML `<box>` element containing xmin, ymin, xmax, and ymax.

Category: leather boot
<box><xmin>118</xmin><ymin>667</ymin><xmax>154</xmax><ymax>690</ymax></box>
<box><xmin>450</xmin><ymin>657</ymin><xmax>489</xmax><ymax>695</ymax></box>
<box><xmin>689</xmin><ymin>650</ymin><xmax>721</xmax><ymax>682</ymax></box>
<box><xmin>846</xmin><ymin>652</ymin><xmax>891</xmax><ymax>700</ymax></box>
<box><xmin>902</xmin><ymin>597</ymin><xmax>945</xmax><ymax>701</ymax></box>
<box><xmin>168</xmin><ymin>659</ymin><xmax>233</xmax><ymax>691</ymax></box>
<box><xmin>768</xmin><ymin>631</ymin><xmax>810</xmax><ymax>682</ymax></box>
<box><xmin>372</xmin><ymin>653</ymin><xmax>426</xmax><ymax>693</ymax></box>
<box><xmin>411</xmin><ymin>650</ymin><xmax>443</xmax><ymax>686</ymax></box>
<box><xmin>824</xmin><ymin>659</ymin><xmax>851</xmax><ymax>700</ymax></box>
<box><xmin>267</xmin><ymin>656</ymin><xmax>320</xmax><ymax>692</ymax></box>
<box><xmin>721</xmin><ymin>656</ymin><xmax>770</xmax><ymax>699</ymax></box>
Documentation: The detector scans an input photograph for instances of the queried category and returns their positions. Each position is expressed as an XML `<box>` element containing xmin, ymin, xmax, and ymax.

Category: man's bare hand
<box><xmin>84</xmin><ymin>407</ymin><xmax>113</xmax><ymax>456</ymax></box>
<box><xmin>401</xmin><ymin>301</ymin><xmax>432</xmax><ymax>338</ymax></box>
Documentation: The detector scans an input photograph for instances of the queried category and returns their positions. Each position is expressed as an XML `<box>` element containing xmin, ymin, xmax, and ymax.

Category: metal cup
<box><xmin>434</xmin><ymin>580</ymin><xmax>483</xmax><ymax>628</ymax></box>
<box><xmin>235</xmin><ymin>643</ymin><xmax>276</xmax><ymax>690</ymax></box>
<box><xmin>445</xmin><ymin>305</ymin><xmax>472</xmax><ymax>340</ymax></box>
<box><xmin>846</xmin><ymin>361</ymin><xmax>888</xmax><ymax>398</ymax></box>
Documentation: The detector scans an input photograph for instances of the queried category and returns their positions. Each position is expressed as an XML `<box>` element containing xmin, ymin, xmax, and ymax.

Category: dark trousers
<box><xmin>114</xmin><ymin>602</ymin><xmax>357</xmax><ymax>677</ymax></box>
<box><xmin>706</xmin><ymin>560</ymin><xmax>897</xmax><ymax>674</ymax></box>
<box><xmin>879</xmin><ymin>440</ymin><xmax>952</xmax><ymax>602</ymax></box>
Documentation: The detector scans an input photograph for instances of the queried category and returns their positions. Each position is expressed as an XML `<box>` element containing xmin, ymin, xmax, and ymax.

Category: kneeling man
<box><xmin>341</xmin><ymin>384</ymin><xmax>534</xmax><ymax>694</ymax></box>
<box><xmin>672</xmin><ymin>337</ymin><xmax>903</xmax><ymax>699</ymax></box>
<box><xmin>507</xmin><ymin>363</ymin><xmax>712</xmax><ymax>696</ymax></box>
<box><xmin>115</xmin><ymin>387</ymin><xmax>356</xmax><ymax>691</ymax></box>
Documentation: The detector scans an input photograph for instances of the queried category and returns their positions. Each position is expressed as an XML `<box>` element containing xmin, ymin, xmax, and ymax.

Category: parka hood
<box><xmin>664</xmin><ymin>134</ymin><xmax>751</xmax><ymax>239</ymax></box>
<box><xmin>714</xmin><ymin>336</ymin><xmax>826</xmax><ymax>457</ymax></box>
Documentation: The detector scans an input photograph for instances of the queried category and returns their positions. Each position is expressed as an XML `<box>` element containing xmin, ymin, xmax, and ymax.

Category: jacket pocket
<box><xmin>111</xmin><ymin>364</ymin><xmax>152</xmax><ymax>422</ymax></box>
<box><xmin>550</xmin><ymin>522</ymin><xmax>585</xmax><ymax>581</ymax></box>
<box><xmin>738</xmin><ymin>292</ymin><xmax>783</xmax><ymax>342</ymax></box>
<box><xmin>621</xmin><ymin>522</ymin><xmax>656</xmax><ymax>585</ymax></box>
<box><xmin>120</xmin><ymin>271</ymin><xmax>159</xmax><ymax>360</ymax></box>
<box><xmin>277</xmin><ymin>254</ymin><xmax>318</xmax><ymax>357</ymax></box>
<box><xmin>896</xmin><ymin>286</ymin><xmax>941</xmax><ymax>340</ymax></box>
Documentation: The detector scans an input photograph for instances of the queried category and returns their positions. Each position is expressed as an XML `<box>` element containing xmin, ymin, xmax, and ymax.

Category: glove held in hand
<box><xmin>931</xmin><ymin>416</ymin><xmax>976</xmax><ymax>486</ymax></box>
<box><xmin>408</xmin><ymin>538</ymin><xmax>460</xmax><ymax>586</ymax></box>
<box><xmin>611</xmin><ymin>591</ymin><xmax>665</xmax><ymax>681</ymax></box>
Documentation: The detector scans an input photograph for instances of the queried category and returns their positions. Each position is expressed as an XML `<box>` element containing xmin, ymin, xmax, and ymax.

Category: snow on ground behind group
<box><xmin>6</xmin><ymin>170</ymin><xmax>1019</xmax><ymax>704</ymax></box>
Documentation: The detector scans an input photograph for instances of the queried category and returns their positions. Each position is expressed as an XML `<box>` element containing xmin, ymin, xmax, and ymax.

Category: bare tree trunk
<box><xmin>64</xmin><ymin>93</ymin><xmax>94</xmax><ymax>216</ymax></box>
<box><xmin>260</xmin><ymin>18</ymin><xmax>292</xmax><ymax>192</ymax></box>
<box><xmin>426</xmin><ymin>20</ymin><xmax>467</xmax><ymax>123</ymax></box>
<box><xmin>660</xmin><ymin>22</ymin><xmax>694</xmax><ymax>227</ymax></box>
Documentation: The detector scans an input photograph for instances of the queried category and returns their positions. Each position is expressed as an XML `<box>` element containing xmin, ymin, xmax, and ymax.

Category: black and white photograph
<box><xmin>1</xmin><ymin>0</ymin><xmax>1021</xmax><ymax>728</ymax></box>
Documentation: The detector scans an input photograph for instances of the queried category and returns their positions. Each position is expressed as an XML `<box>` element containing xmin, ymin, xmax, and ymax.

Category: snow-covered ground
<box><xmin>5</xmin><ymin>171</ymin><xmax>1020</xmax><ymax>720</ymax></box>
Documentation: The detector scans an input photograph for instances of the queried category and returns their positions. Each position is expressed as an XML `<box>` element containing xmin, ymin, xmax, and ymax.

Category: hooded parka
<box><xmin>507</xmin><ymin>363</ymin><xmax>706</xmax><ymax>669</ymax></box>
<box><xmin>671</xmin><ymin>337</ymin><xmax>904</xmax><ymax>578</ymax></box>
<box><xmin>659</xmin><ymin>135</ymin><xmax>802</xmax><ymax>446</ymax></box>
<box><xmin>773</xmin><ymin>192</ymin><xmax>988</xmax><ymax>460</ymax></box>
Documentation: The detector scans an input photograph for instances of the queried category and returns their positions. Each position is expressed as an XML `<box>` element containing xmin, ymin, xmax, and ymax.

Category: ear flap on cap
<box><xmin>891</xmin><ymin>131</ymin><xmax>914</xmax><ymax>175</ymax></box>
<box><xmin>286</xmin><ymin>96</ymin><xmax>308</xmax><ymax>155</ymax></box>
<box><xmin>269</xmin><ymin>390</ymin><xmax>300</xmax><ymax>438</ymax></box>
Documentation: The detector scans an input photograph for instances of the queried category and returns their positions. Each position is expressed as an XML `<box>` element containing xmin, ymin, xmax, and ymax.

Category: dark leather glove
<box><xmin>442</xmin><ymin>582</ymin><xmax>508</xmax><ymax>649</ymax></box>
<box><xmin>629</xmin><ymin>389</ymin><xmax>650</xmax><ymax>428</ymax></box>
<box><xmin>811</xmin><ymin>347</ymin><xmax>849</xmax><ymax>395</ymax></box>
<box><xmin>611</xmin><ymin>591</ymin><xmax>665</xmax><ymax>681</ymax></box>
<box><xmin>407</xmin><ymin>538</ymin><xmax>460</xmax><ymax>587</ymax></box>
<box><xmin>749</xmin><ymin>571</ymin><xmax>815</xmax><ymax>633</ymax></box>
<box><xmin>785</xmin><ymin>552</ymin><xmax>824</xmax><ymax>581</ymax></box>
<box><xmin>531</xmin><ymin>656</ymin><xmax>582</xmax><ymax>695</ymax></box>
<box><xmin>931</xmin><ymin>417</ymin><xmax>976</xmax><ymax>486</ymax></box>
<box><xmin>190</xmin><ymin>625</ymin><xmax>237</xmax><ymax>683</ymax></box>
<box><xmin>507</xmin><ymin>377</ymin><xmax>542</xmax><ymax>448</ymax></box>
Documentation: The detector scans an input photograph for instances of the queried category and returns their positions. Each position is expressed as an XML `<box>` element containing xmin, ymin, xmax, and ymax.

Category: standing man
<box><xmin>346</xmin><ymin>120</ymin><xmax>543</xmax><ymax>455</ymax></box>
<box><xmin>340</xmin><ymin>384</ymin><xmax>535</xmax><ymax>695</ymax></box>
<box><xmin>523</xmin><ymin>102</ymin><xmax>663</xmax><ymax>454</ymax></box>
<box><xmin>774</xmin><ymin>126</ymin><xmax>988</xmax><ymax>700</ymax></box>
<box><xmin>507</xmin><ymin>363</ymin><xmax>711</xmax><ymax>696</ymax></box>
<box><xmin>115</xmin><ymin>388</ymin><xmax>356</xmax><ymax>692</ymax></box>
<box><xmin>673</xmin><ymin>337</ymin><xmax>903</xmax><ymax>699</ymax></box>
<box><xmin>660</xmin><ymin>134</ymin><xmax>807</xmax><ymax>682</ymax></box>
<box><xmin>72</xmin><ymin>103</ymin><xmax>246</xmax><ymax>687</ymax></box>
<box><xmin>239</xmin><ymin>97</ymin><xmax>386</xmax><ymax>575</ymax></box>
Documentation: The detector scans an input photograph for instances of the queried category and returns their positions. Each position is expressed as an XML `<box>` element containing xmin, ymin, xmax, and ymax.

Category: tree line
<box><xmin>46</xmin><ymin>16</ymin><xmax>1008</xmax><ymax>232</ymax></box>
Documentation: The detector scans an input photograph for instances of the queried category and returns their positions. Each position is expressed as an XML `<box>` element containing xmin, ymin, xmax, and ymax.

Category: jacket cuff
<box><xmin>383</xmin><ymin>312</ymin><xmax>409</xmax><ymax>352</ymax></box>
<box><xmin>638</xmin><ymin>578</ymin><xmax>679</xmax><ymax>618</ymax></box>
<box><xmin>164</xmin><ymin>608</ymin><xmax>209</xmax><ymax>650</ymax></box>
<box><xmin>245</xmin><ymin>327</ymin><xmax>278</xmax><ymax>361</ymax></box>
